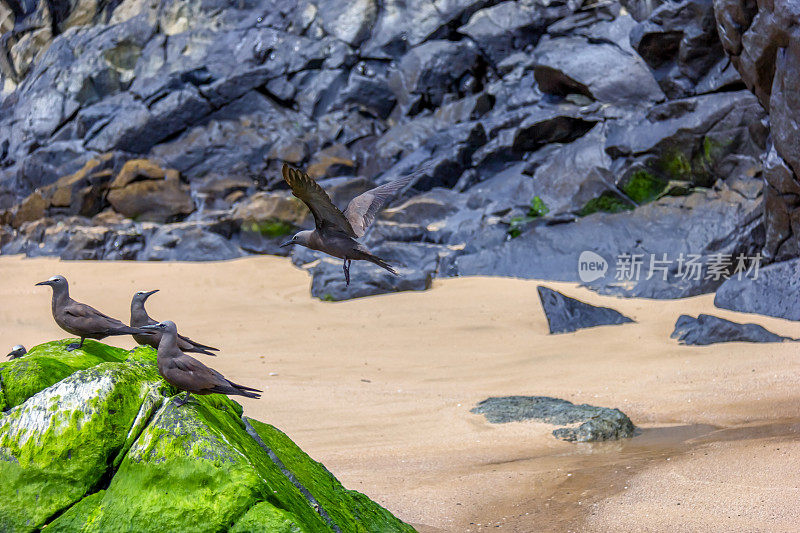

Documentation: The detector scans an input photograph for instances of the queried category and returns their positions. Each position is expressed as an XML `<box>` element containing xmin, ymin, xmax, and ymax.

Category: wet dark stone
<box><xmin>471</xmin><ymin>396</ymin><xmax>636</xmax><ymax>442</ymax></box>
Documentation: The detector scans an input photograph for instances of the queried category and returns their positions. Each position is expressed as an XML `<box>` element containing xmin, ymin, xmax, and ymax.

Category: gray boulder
<box><xmin>631</xmin><ymin>0</ymin><xmax>738</xmax><ymax>98</ymax></box>
<box><xmin>388</xmin><ymin>39</ymin><xmax>480</xmax><ymax>115</ymax></box>
<box><xmin>453</xmin><ymin>186</ymin><xmax>763</xmax><ymax>299</ymax></box>
<box><xmin>533</xmin><ymin>34</ymin><xmax>665</xmax><ymax>104</ymax></box>
<box><xmin>302</xmin><ymin>241</ymin><xmax>441</xmax><ymax>301</ymax></box>
<box><xmin>458</xmin><ymin>1</ymin><xmax>566</xmax><ymax>65</ymax></box>
<box><xmin>139</xmin><ymin>222</ymin><xmax>243</xmax><ymax>262</ymax></box>
<box><xmin>714</xmin><ymin>258</ymin><xmax>800</xmax><ymax>320</ymax></box>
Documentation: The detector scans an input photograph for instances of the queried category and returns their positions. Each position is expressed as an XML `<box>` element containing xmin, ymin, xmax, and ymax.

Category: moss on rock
<box><xmin>619</xmin><ymin>169</ymin><xmax>667</xmax><ymax>204</ymax></box>
<box><xmin>0</xmin><ymin>340</ymin><xmax>128</xmax><ymax>409</ymax></box>
<box><xmin>242</xmin><ymin>219</ymin><xmax>296</xmax><ymax>238</ymax></box>
<box><xmin>0</xmin><ymin>340</ymin><xmax>414</xmax><ymax>533</ymax></box>
<box><xmin>229</xmin><ymin>502</ymin><xmax>309</xmax><ymax>533</ymax></box>
<box><xmin>247</xmin><ymin>420</ymin><xmax>416</xmax><ymax>533</ymax></box>
<box><xmin>43</xmin><ymin>491</ymin><xmax>106</xmax><ymax>532</ymax></box>
<box><xmin>0</xmin><ymin>362</ymin><xmax>165</xmax><ymax>532</ymax></box>
<box><xmin>577</xmin><ymin>191</ymin><xmax>633</xmax><ymax>216</ymax></box>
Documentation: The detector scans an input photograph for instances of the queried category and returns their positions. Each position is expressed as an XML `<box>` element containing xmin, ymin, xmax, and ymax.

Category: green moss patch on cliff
<box><xmin>577</xmin><ymin>191</ymin><xmax>634</xmax><ymax>216</ymax></box>
<box><xmin>242</xmin><ymin>219</ymin><xmax>295</xmax><ymax>238</ymax></box>
<box><xmin>508</xmin><ymin>196</ymin><xmax>550</xmax><ymax>237</ymax></box>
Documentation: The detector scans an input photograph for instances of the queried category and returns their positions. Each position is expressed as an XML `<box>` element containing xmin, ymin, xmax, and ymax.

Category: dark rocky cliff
<box><xmin>0</xmin><ymin>0</ymin><xmax>794</xmax><ymax>301</ymax></box>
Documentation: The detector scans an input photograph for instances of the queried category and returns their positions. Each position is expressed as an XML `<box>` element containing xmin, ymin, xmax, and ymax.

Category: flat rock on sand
<box><xmin>471</xmin><ymin>395</ymin><xmax>636</xmax><ymax>442</ymax></box>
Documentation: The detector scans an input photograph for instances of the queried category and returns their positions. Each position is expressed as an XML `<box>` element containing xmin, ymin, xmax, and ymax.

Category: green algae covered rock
<box><xmin>229</xmin><ymin>502</ymin><xmax>309</xmax><ymax>533</ymax></box>
<box><xmin>0</xmin><ymin>341</ymin><xmax>415</xmax><ymax>533</ymax></box>
<box><xmin>0</xmin><ymin>340</ymin><xmax>128</xmax><ymax>408</ymax></box>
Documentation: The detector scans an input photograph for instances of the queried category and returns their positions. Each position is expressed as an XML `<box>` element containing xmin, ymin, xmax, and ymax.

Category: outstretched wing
<box><xmin>282</xmin><ymin>164</ymin><xmax>357</xmax><ymax>237</ymax></box>
<box><xmin>344</xmin><ymin>169</ymin><xmax>421</xmax><ymax>237</ymax></box>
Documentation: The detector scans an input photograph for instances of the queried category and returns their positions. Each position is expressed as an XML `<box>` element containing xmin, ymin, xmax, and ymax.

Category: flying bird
<box><xmin>7</xmin><ymin>345</ymin><xmax>26</xmax><ymax>359</ymax></box>
<box><xmin>280</xmin><ymin>163</ymin><xmax>420</xmax><ymax>285</ymax></box>
<box><xmin>140</xmin><ymin>321</ymin><xmax>261</xmax><ymax>406</ymax></box>
<box><xmin>35</xmin><ymin>275</ymin><xmax>150</xmax><ymax>351</ymax></box>
<box><xmin>130</xmin><ymin>289</ymin><xmax>219</xmax><ymax>356</ymax></box>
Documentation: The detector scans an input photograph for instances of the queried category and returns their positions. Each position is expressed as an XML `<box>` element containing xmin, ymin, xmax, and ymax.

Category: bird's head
<box><xmin>35</xmin><ymin>275</ymin><xmax>67</xmax><ymax>290</ymax></box>
<box><xmin>280</xmin><ymin>230</ymin><xmax>312</xmax><ymax>248</ymax></box>
<box><xmin>132</xmin><ymin>289</ymin><xmax>159</xmax><ymax>304</ymax></box>
<box><xmin>139</xmin><ymin>320</ymin><xmax>178</xmax><ymax>335</ymax></box>
<box><xmin>7</xmin><ymin>345</ymin><xmax>26</xmax><ymax>359</ymax></box>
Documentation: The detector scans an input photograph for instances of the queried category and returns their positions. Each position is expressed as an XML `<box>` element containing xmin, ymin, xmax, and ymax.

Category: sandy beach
<box><xmin>1</xmin><ymin>254</ymin><xmax>798</xmax><ymax>532</ymax></box>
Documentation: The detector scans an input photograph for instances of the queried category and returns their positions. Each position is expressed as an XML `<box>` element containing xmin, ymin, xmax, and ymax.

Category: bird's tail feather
<box><xmin>211</xmin><ymin>383</ymin><xmax>262</xmax><ymax>399</ymax></box>
<box><xmin>189</xmin><ymin>347</ymin><xmax>217</xmax><ymax>357</ymax></box>
<box><xmin>365</xmin><ymin>254</ymin><xmax>398</xmax><ymax>276</ymax></box>
<box><xmin>192</xmin><ymin>343</ymin><xmax>219</xmax><ymax>352</ymax></box>
<box><xmin>229</xmin><ymin>380</ymin><xmax>263</xmax><ymax>394</ymax></box>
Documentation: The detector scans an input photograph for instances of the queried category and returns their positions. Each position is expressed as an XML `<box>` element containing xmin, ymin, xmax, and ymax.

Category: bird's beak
<box><xmin>144</xmin><ymin>289</ymin><xmax>159</xmax><ymax>298</ymax></box>
<box><xmin>139</xmin><ymin>324</ymin><xmax>159</xmax><ymax>331</ymax></box>
<box><xmin>35</xmin><ymin>280</ymin><xmax>51</xmax><ymax>286</ymax></box>
<box><xmin>280</xmin><ymin>240</ymin><xmax>294</xmax><ymax>248</ymax></box>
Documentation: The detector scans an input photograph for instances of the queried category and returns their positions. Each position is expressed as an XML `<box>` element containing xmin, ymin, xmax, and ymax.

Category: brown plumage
<box><xmin>280</xmin><ymin>163</ymin><xmax>422</xmax><ymax>285</ymax></box>
<box><xmin>7</xmin><ymin>345</ymin><xmax>26</xmax><ymax>359</ymax></box>
<box><xmin>139</xmin><ymin>321</ymin><xmax>261</xmax><ymax>406</ymax></box>
<box><xmin>130</xmin><ymin>290</ymin><xmax>218</xmax><ymax>356</ymax></box>
<box><xmin>36</xmin><ymin>275</ymin><xmax>150</xmax><ymax>351</ymax></box>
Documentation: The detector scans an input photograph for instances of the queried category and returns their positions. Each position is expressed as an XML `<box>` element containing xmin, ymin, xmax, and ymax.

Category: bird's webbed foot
<box><xmin>173</xmin><ymin>391</ymin><xmax>193</xmax><ymax>407</ymax></box>
<box><xmin>65</xmin><ymin>339</ymin><xmax>84</xmax><ymax>352</ymax></box>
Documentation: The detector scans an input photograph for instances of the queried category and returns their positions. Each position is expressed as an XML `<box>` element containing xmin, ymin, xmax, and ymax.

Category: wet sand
<box><xmin>1</xmin><ymin>254</ymin><xmax>799</xmax><ymax>532</ymax></box>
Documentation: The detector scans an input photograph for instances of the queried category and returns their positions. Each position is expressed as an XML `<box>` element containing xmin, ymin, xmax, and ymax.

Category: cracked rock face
<box><xmin>0</xmin><ymin>340</ymin><xmax>414</xmax><ymax>533</ymax></box>
<box><xmin>713</xmin><ymin>0</ymin><xmax>800</xmax><ymax>261</ymax></box>
<box><xmin>0</xmin><ymin>0</ymin><xmax>781</xmax><ymax>302</ymax></box>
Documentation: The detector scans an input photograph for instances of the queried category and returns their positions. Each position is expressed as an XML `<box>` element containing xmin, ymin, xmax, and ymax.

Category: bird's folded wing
<box><xmin>282</xmin><ymin>164</ymin><xmax>357</xmax><ymax>237</ymax></box>
<box><xmin>345</xmin><ymin>172</ymin><xmax>419</xmax><ymax>237</ymax></box>
<box><xmin>173</xmin><ymin>356</ymin><xmax>227</xmax><ymax>387</ymax></box>
<box><xmin>64</xmin><ymin>303</ymin><xmax>127</xmax><ymax>331</ymax></box>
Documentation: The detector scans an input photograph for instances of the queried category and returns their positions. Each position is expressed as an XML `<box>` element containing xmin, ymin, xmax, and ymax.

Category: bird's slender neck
<box><xmin>307</xmin><ymin>230</ymin><xmax>325</xmax><ymax>250</ymax></box>
<box><xmin>157</xmin><ymin>330</ymin><xmax>180</xmax><ymax>358</ymax></box>
<box><xmin>130</xmin><ymin>299</ymin><xmax>150</xmax><ymax>325</ymax></box>
<box><xmin>51</xmin><ymin>286</ymin><xmax>70</xmax><ymax>312</ymax></box>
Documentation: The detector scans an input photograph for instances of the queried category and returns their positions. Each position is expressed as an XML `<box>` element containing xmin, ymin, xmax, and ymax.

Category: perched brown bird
<box><xmin>139</xmin><ymin>321</ymin><xmax>261</xmax><ymax>406</ymax></box>
<box><xmin>130</xmin><ymin>289</ymin><xmax>219</xmax><ymax>356</ymax></box>
<box><xmin>279</xmin><ymin>163</ymin><xmax>421</xmax><ymax>285</ymax></box>
<box><xmin>7</xmin><ymin>345</ymin><xmax>26</xmax><ymax>359</ymax></box>
<box><xmin>36</xmin><ymin>275</ymin><xmax>150</xmax><ymax>351</ymax></box>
